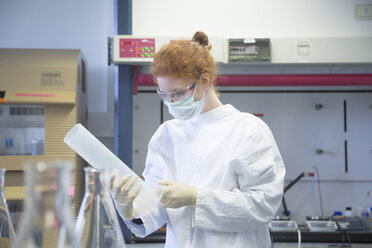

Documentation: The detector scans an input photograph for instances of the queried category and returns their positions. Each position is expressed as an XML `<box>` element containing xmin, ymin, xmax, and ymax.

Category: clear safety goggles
<box><xmin>157</xmin><ymin>82</ymin><xmax>196</xmax><ymax>102</ymax></box>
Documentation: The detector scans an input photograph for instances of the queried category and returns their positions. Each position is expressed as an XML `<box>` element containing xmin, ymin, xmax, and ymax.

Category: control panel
<box><xmin>109</xmin><ymin>36</ymin><xmax>372</xmax><ymax>65</ymax></box>
<box><xmin>228</xmin><ymin>38</ymin><xmax>270</xmax><ymax>62</ymax></box>
<box><xmin>109</xmin><ymin>35</ymin><xmax>225</xmax><ymax>64</ymax></box>
<box><xmin>119</xmin><ymin>38</ymin><xmax>155</xmax><ymax>59</ymax></box>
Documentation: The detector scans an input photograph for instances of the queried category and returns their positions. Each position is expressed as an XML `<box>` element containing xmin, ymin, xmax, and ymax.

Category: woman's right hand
<box><xmin>110</xmin><ymin>170</ymin><xmax>141</xmax><ymax>220</ymax></box>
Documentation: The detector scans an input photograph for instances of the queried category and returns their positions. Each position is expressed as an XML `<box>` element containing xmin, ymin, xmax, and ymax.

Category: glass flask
<box><xmin>75</xmin><ymin>167</ymin><xmax>125</xmax><ymax>248</ymax></box>
<box><xmin>0</xmin><ymin>168</ymin><xmax>16</xmax><ymax>248</ymax></box>
<box><xmin>11</xmin><ymin>161</ymin><xmax>81</xmax><ymax>248</ymax></box>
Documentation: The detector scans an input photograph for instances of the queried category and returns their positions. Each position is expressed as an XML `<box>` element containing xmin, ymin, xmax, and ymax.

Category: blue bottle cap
<box><xmin>333</xmin><ymin>211</ymin><xmax>342</xmax><ymax>216</ymax></box>
<box><xmin>5</xmin><ymin>138</ymin><xmax>13</xmax><ymax>148</ymax></box>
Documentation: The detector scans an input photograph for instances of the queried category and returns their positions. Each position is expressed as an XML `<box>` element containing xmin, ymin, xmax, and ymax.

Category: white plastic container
<box><xmin>64</xmin><ymin>123</ymin><xmax>161</xmax><ymax>218</ymax></box>
<box><xmin>345</xmin><ymin>207</ymin><xmax>353</xmax><ymax>217</ymax></box>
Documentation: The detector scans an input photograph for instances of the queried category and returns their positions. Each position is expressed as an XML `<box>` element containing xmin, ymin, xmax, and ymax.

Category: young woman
<box><xmin>110</xmin><ymin>31</ymin><xmax>286</xmax><ymax>248</ymax></box>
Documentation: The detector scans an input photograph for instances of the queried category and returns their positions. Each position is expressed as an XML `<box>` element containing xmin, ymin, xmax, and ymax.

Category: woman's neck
<box><xmin>201</xmin><ymin>88</ymin><xmax>223</xmax><ymax>114</ymax></box>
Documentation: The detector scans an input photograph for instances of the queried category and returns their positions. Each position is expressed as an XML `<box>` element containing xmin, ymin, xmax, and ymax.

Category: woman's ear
<box><xmin>199</xmin><ymin>73</ymin><xmax>211</xmax><ymax>89</ymax></box>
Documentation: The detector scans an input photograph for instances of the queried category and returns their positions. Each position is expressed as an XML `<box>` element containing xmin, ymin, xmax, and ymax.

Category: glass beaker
<box><xmin>11</xmin><ymin>161</ymin><xmax>81</xmax><ymax>248</ymax></box>
<box><xmin>75</xmin><ymin>167</ymin><xmax>125</xmax><ymax>248</ymax></box>
<box><xmin>0</xmin><ymin>168</ymin><xmax>16</xmax><ymax>248</ymax></box>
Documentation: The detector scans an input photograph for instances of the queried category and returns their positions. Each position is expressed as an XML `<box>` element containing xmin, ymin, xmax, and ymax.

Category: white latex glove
<box><xmin>158</xmin><ymin>180</ymin><xmax>197</xmax><ymax>208</ymax></box>
<box><xmin>110</xmin><ymin>170</ymin><xmax>141</xmax><ymax>220</ymax></box>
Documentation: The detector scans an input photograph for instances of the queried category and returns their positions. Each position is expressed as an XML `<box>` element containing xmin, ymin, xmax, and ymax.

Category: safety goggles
<box><xmin>157</xmin><ymin>82</ymin><xmax>196</xmax><ymax>102</ymax></box>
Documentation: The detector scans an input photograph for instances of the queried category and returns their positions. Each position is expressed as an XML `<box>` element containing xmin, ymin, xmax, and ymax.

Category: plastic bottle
<box><xmin>4</xmin><ymin>138</ymin><xmax>16</xmax><ymax>155</ymax></box>
<box><xmin>64</xmin><ymin>124</ymin><xmax>162</xmax><ymax>218</ymax></box>
<box><xmin>75</xmin><ymin>167</ymin><xmax>125</xmax><ymax>248</ymax></box>
<box><xmin>368</xmin><ymin>207</ymin><xmax>372</xmax><ymax>228</ymax></box>
<box><xmin>344</xmin><ymin>207</ymin><xmax>353</xmax><ymax>217</ymax></box>
<box><xmin>332</xmin><ymin>211</ymin><xmax>343</xmax><ymax>221</ymax></box>
<box><xmin>359</xmin><ymin>207</ymin><xmax>370</xmax><ymax>226</ymax></box>
<box><xmin>31</xmin><ymin>139</ymin><xmax>44</xmax><ymax>156</ymax></box>
<box><xmin>333</xmin><ymin>211</ymin><xmax>343</xmax><ymax>217</ymax></box>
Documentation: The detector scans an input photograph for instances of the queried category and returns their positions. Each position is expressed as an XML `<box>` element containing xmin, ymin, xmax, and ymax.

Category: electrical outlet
<box><xmin>355</xmin><ymin>4</ymin><xmax>372</xmax><ymax>20</ymax></box>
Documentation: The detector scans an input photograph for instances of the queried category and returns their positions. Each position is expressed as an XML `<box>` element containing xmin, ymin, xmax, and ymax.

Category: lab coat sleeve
<box><xmin>123</xmin><ymin>132</ymin><xmax>169</xmax><ymax>237</ymax></box>
<box><xmin>193</xmin><ymin>125</ymin><xmax>286</xmax><ymax>232</ymax></box>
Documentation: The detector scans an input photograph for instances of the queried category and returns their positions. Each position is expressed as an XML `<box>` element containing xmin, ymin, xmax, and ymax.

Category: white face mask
<box><xmin>164</xmin><ymin>85</ymin><xmax>205</xmax><ymax>120</ymax></box>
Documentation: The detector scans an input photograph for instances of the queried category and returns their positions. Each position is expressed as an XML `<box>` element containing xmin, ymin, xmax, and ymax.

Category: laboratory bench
<box><xmin>127</xmin><ymin>243</ymin><xmax>372</xmax><ymax>248</ymax></box>
<box><xmin>130</xmin><ymin>228</ymin><xmax>372</xmax><ymax>247</ymax></box>
<box><xmin>271</xmin><ymin>230</ymin><xmax>372</xmax><ymax>244</ymax></box>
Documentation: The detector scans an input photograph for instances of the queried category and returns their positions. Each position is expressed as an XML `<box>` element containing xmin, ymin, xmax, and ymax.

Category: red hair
<box><xmin>151</xmin><ymin>31</ymin><xmax>218</xmax><ymax>92</ymax></box>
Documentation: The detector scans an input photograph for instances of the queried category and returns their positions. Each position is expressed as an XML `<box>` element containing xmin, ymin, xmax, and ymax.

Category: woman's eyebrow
<box><xmin>166</xmin><ymin>87</ymin><xmax>186</xmax><ymax>93</ymax></box>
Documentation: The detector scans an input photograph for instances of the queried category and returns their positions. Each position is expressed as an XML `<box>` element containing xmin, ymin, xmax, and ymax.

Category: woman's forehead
<box><xmin>157</xmin><ymin>77</ymin><xmax>191</xmax><ymax>92</ymax></box>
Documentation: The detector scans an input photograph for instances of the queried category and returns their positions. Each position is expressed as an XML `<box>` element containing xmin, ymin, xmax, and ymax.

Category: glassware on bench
<box><xmin>11</xmin><ymin>161</ymin><xmax>81</xmax><ymax>248</ymax></box>
<box><xmin>0</xmin><ymin>168</ymin><xmax>16</xmax><ymax>248</ymax></box>
<box><xmin>75</xmin><ymin>167</ymin><xmax>125</xmax><ymax>248</ymax></box>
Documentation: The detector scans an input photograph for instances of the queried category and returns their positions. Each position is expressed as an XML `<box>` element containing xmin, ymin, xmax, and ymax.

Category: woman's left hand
<box><xmin>158</xmin><ymin>180</ymin><xmax>197</xmax><ymax>208</ymax></box>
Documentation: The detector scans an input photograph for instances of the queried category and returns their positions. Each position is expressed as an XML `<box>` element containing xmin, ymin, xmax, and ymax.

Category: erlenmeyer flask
<box><xmin>75</xmin><ymin>167</ymin><xmax>125</xmax><ymax>248</ymax></box>
<box><xmin>11</xmin><ymin>161</ymin><xmax>81</xmax><ymax>248</ymax></box>
<box><xmin>0</xmin><ymin>168</ymin><xmax>16</xmax><ymax>248</ymax></box>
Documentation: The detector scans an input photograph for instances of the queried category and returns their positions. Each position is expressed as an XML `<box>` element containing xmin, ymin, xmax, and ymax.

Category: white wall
<box><xmin>133</xmin><ymin>0</ymin><xmax>372</xmax><ymax>38</ymax></box>
<box><xmin>0</xmin><ymin>0</ymin><xmax>115</xmax><ymax>114</ymax></box>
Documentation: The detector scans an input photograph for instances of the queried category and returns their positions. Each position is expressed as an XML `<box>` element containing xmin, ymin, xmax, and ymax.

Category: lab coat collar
<box><xmin>190</xmin><ymin>104</ymin><xmax>239</xmax><ymax>124</ymax></box>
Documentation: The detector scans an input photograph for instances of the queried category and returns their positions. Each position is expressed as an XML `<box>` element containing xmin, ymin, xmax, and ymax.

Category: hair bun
<box><xmin>192</xmin><ymin>31</ymin><xmax>209</xmax><ymax>47</ymax></box>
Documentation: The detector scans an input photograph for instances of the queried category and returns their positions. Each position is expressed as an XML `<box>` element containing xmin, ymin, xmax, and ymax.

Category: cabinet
<box><xmin>132</xmin><ymin>93</ymin><xmax>162</xmax><ymax>175</ymax></box>
<box><xmin>133</xmin><ymin>91</ymin><xmax>372</xmax><ymax>181</ymax></box>
<box><xmin>346</xmin><ymin>94</ymin><xmax>372</xmax><ymax>180</ymax></box>
<box><xmin>219</xmin><ymin>92</ymin><xmax>372</xmax><ymax>181</ymax></box>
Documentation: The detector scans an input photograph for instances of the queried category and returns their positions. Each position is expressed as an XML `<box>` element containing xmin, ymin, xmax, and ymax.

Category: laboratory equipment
<box><xmin>269</xmin><ymin>220</ymin><xmax>298</xmax><ymax>232</ymax></box>
<box><xmin>108</xmin><ymin>35</ymin><xmax>225</xmax><ymax>64</ymax></box>
<box><xmin>306</xmin><ymin>216</ymin><xmax>330</xmax><ymax>221</ymax></box>
<box><xmin>0</xmin><ymin>105</ymin><xmax>45</xmax><ymax>156</ymax></box>
<box><xmin>368</xmin><ymin>207</ymin><xmax>372</xmax><ymax>227</ymax></box>
<box><xmin>75</xmin><ymin>167</ymin><xmax>125</xmax><ymax>248</ymax></box>
<box><xmin>345</xmin><ymin>207</ymin><xmax>353</xmax><ymax>217</ymax></box>
<box><xmin>228</xmin><ymin>38</ymin><xmax>270</xmax><ymax>62</ymax></box>
<box><xmin>110</xmin><ymin>36</ymin><xmax>372</xmax><ymax>64</ymax></box>
<box><xmin>360</xmin><ymin>208</ymin><xmax>370</xmax><ymax>227</ymax></box>
<box><xmin>331</xmin><ymin>216</ymin><xmax>370</xmax><ymax>231</ymax></box>
<box><xmin>0</xmin><ymin>168</ymin><xmax>16</xmax><ymax>248</ymax></box>
<box><xmin>4</xmin><ymin>138</ymin><xmax>16</xmax><ymax>156</ymax></box>
<box><xmin>360</xmin><ymin>191</ymin><xmax>371</xmax><ymax>225</ymax></box>
<box><xmin>64</xmin><ymin>123</ymin><xmax>161</xmax><ymax>218</ymax></box>
<box><xmin>333</xmin><ymin>211</ymin><xmax>343</xmax><ymax>218</ymax></box>
<box><xmin>282</xmin><ymin>172</ymin><xmax>315</xmax><ymax>217</ymax></box>
<box><xmin>305</xmin><ymin>221</ymin><xmax>338</xmax><ymax>232</ymax></box>
<box><xmin>0</xmin><ymin>49</ymin><xmax>87</xmax><ymax>210</ymax></box>
<box><xmin>11</xmin><ymin>161</ymin><xmax>80</xmax><ymax>248</ymax></box>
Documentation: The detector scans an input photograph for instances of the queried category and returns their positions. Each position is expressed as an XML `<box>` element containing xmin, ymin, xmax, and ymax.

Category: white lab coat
<box><xmin>125</xmin><ymin>104</ymin><xmax>286</xmax><ymax>248</ymax></box>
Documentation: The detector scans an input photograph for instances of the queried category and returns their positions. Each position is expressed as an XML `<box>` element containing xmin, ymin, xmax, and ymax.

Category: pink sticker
<box><xmin>69</xmin><ymin>186</ymin><xmax>75</xmax><ymax>197</ymax></box>
<box><xmin>16</xmin><ymin>93</ymin><xmax>55</xmax><ymax>97</ymax></box>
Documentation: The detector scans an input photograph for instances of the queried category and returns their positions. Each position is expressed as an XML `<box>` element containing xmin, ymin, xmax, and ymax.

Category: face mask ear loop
<box><xmin>192</xmin><ymin>84</ymin><xmax>206</xmax><ymax>100</ymax></box>
<box><xmin>192</xmin><ymin>84</ymin><xmax>198</xmax><ymax>98</ymax></box>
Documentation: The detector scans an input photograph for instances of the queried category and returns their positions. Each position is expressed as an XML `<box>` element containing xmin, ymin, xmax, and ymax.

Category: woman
<box><xmin>110</xmin><ymin>31</ymin><xmax>286</xmax><ymax>248</ymax></box>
